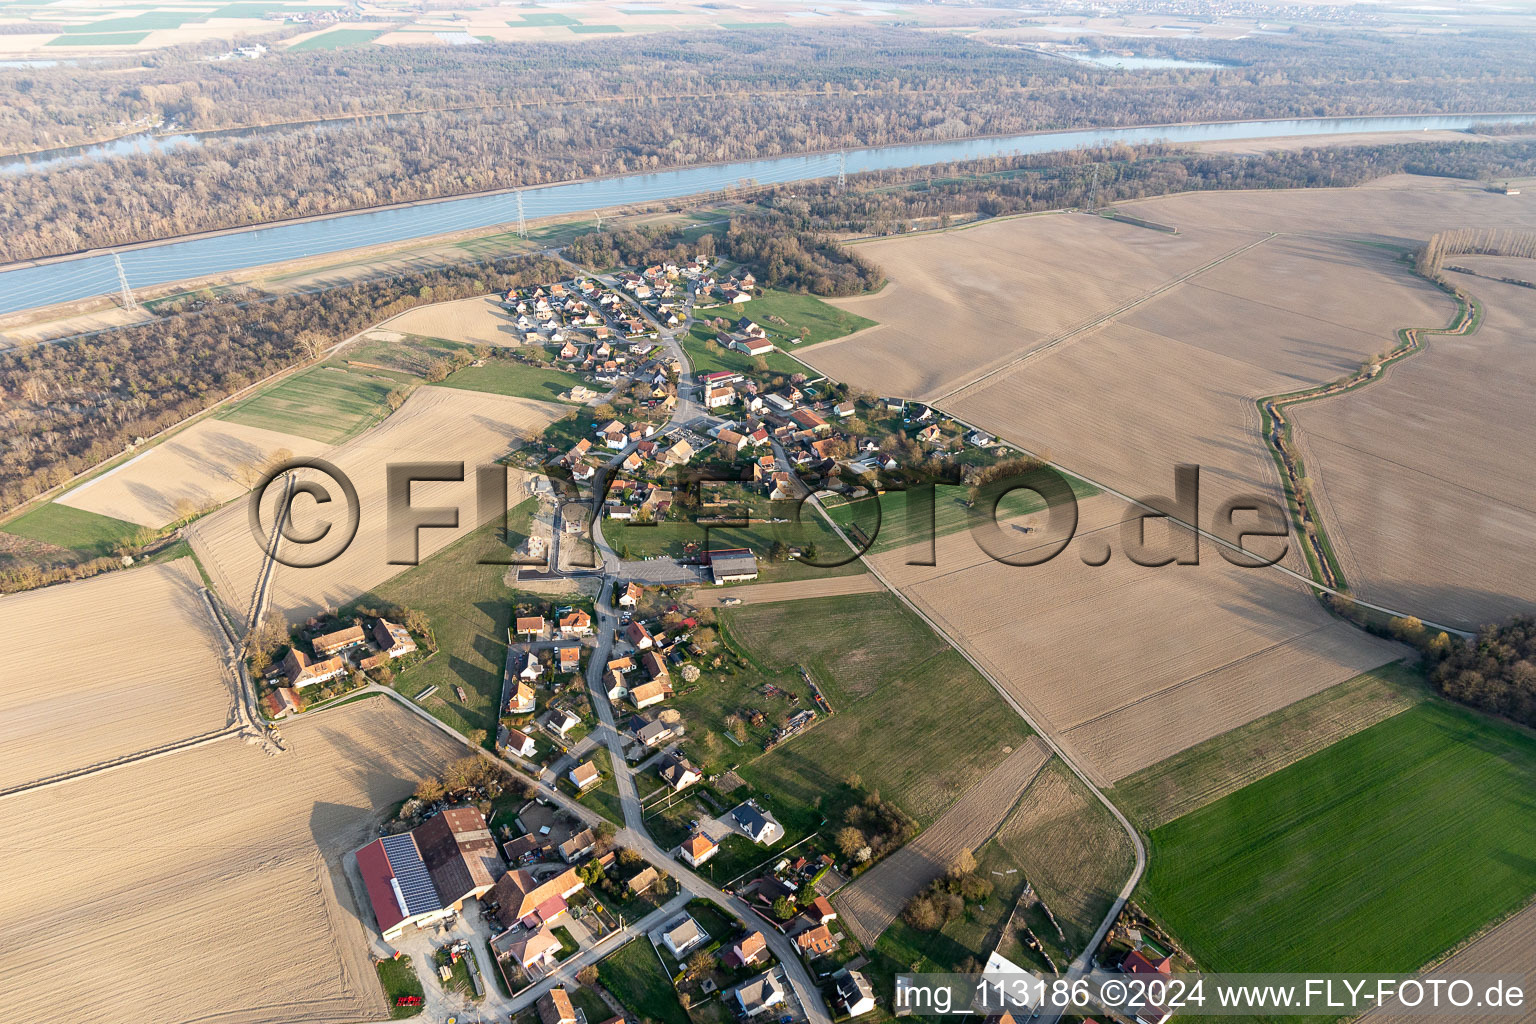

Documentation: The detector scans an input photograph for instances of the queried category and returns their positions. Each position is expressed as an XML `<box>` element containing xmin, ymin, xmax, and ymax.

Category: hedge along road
<box><xmin>7</xmin><ymin>113</ymin><xmax>1535</xmax><ymax>315</ymax></box>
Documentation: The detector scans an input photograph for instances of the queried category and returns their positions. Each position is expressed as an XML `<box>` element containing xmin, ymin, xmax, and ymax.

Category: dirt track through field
<box><xmin>188</xmin><ymin>386</ymin><xmax>562</xmax><ymax>625</ymax></box>
<box><xmin>835</xmin><ymin>736</ymin><xmax>1051</xmax><ymax>946</ymax></box>
<box><xmin>688</xmin><ymin>574</ymin><xmax>882</xmax><ymax>607</ymax></box>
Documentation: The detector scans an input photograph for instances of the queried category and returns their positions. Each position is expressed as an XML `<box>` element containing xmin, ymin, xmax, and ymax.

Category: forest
<box><xmin>2</xmin><ymin>26</ymin><xmax>1534</xmax><ymax>260</ymax></box>
<box><xmin>1432</xmin><ymin>617</ymin><xmax>1536</xmax><ymax>728</ymax></box>
<box><xmin>0</xmin><ymin>255</ymin><xmax>562</xmax><ymax>516</ymax></box>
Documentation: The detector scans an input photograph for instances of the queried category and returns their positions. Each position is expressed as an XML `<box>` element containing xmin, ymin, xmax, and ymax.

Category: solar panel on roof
<box><xmin>381</xmin><ymin>832</ymin><xmax>442</xmax><ymax>915</ymax></box>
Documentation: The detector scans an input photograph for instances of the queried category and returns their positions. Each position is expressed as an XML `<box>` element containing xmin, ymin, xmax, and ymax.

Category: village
<box><xmin>229</xmin><ymin>253</ymin><xmax>1184</xmax><ymax>1024</ymax></box>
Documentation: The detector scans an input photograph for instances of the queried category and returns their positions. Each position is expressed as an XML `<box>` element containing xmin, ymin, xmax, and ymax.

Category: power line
<box><xmin>516</xmin><ymin>190</ymin><xmax>527</xmax><ymax>238</ymax></box>
<box><xmin>113</xmin><ymin>252</ymin><xmax>138</xmax><ymax>311</ymax></box>
<box><xmin>837</xmin><ymin>151</ymin><xmax>846</xmax><ymax>192</ymax></box>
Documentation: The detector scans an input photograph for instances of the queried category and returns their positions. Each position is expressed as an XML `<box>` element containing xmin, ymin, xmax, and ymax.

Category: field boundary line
<box><xmin>930</xmin><ymin>232</ymin><xmax>1276</xmax><ymax>406</ymax></box>
<box><xmin>803</xmin><ymin>492</ymin><xmax>1147</xmax><ymax>973</ymax></box>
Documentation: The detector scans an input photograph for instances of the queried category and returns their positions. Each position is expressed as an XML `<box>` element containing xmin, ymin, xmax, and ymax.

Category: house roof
<box><xmin>835</xmin><ymin>970</ymin><xmax>875</xmax><ymax>1008</ymax></box>
<box><xmin>560</xmin><ymin>827</ymin><xmax>596</xmax><ymax>859</ymax></box>
<box><xmin>357</xmin><ymin>832</ymin><xmax>442</xmax><ymax>934</ymax></box>
<box><xmin>491</xmin><ymin>865</ymin><xmax>583</xmax><ymax>926</ymax></box>
<box><xmin>796</xmin><ymin>923</ymin><xmax>836</xmax><ymax>954</ymax></box>
<box><xmin>315</xmin><ymin>624</ymin><xmax>364</xmax><ymax>648</ymax></box>
<box><xmin>1122</xmin><ymin>950</ymin><xmax>1173</xmax><ymax>975</ymax></box>
<box><xmin>684</xmin><ymin>833</ymin><xmax>717</xmax><ymax>858</ymax></box>
<box><xmin>510</xmin><ymin>926</ymin><xmax>563</xmax><ymax>965</ymax></box>
<box><xmin>734</xmin><ymin>972</ymin><xmax>785</xmax><ymax>1013</ymax></box>
<box><xmin>516</xmin><ymin>616</ymin><xmax>546</xmax><ymax>632</ymax></box>
<box><xmin>664</xmin><ymin>915</ymin><xmax>706</xmax><ymax>950</ymax></box>
<box><xmin>630</xmin><ymin>679</ymin><xmax>672</xmax><ymax>705</ymax></box>
<box><xmin>538</xmin><ymin>988</ymin><xmax>578</xmax><ymax>1024</ymax></box>
<box><xmin>571</xmin><ymin>761</ymin><xmax>599</xmax><ymax>786</ymax></box>
<box><xmin>412</xmin><ymin>807</ymin><xmax>499</xmax><ymax>905</ymax></box>
<box><xmin>731</xmin><ymin>931</ymin><xmax>768</xmax><ymax>963</ymax></box>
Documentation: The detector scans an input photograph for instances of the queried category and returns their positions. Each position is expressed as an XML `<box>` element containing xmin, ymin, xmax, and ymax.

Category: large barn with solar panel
<box><xmin>354</xmin><ymin>806</ymin><xmax>501</xmax><ymax>941</ymax></box>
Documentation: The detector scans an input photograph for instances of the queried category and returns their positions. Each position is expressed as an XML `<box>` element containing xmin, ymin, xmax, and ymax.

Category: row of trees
<box><xmin>1416</xmin><ymin>228</ymin><xmax>1536</xmax><ymax>277</ymax></box>
<box><xmin>6</xmin><ymin>25</ymin><xmax>1536</xmax><ymax>258</ymax></box>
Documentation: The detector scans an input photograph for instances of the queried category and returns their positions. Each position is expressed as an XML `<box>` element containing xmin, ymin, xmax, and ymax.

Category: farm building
<box><xmin>313</xmin><ymin>624</ymin><xmax>365</xmax><ymax>656</ymax></box>
<box><xmin>708</xmin><ymin>548</ymin><xmax>760</xmax><ymax>585</ymax></box>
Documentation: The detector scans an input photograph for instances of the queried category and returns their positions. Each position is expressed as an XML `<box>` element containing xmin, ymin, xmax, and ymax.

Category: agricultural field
<box><xmin>834</xmin><ymin>736</ymin><xmax>1051</xmax><ymax>947</ymax></box>
<box><xmin>190</xmin><ymin>385</ymin><xmax>560</xmax><ymax>625</ymax></box>
<box><xmin>384</xmin><ymin>296</ymin><xmax>525</xmax><ymax>348</ymax></box>
<box><xmin>1139</xmin><ymin>700</ymin><xmax>1536</xmax><ymax>974</ymax></box>
<box><xmin>285</xmin><ymin>27</ymin><xmax>387</xmax><ymax>51</ymax></box>
<box><xmin>339</xmin><ymin>331</ymin><xmax>472</xmax><ymax>379</ymax></box>
<box><xmin>985</xmin><ymin>758</ymin><xmax>1135</xmax><ymax>953</ymax></box>
<box><xmin>807</xmin><ymin>211</ymin><xmax>1258</xmax><ymax>402</ymax></box>
<box><xmin>1</xmin><ymin>499</ymin><xmax>146</xmax><ymax>557</ymax></box>
<box><xmin>825</xmin><ymin>478</ymin><xmax>1100</xmax><ymax>557</ymax></box>
<box><xmin>0</xmin><ymin>696</ymin><xmax>465</xmax><ymax>1024</ymax></box>
<box><xmin>55</xmin><ymin>418</ymin><xmax>327</xmax><ymax>529</ymax></box>
<box><xmin>682</xmin><ymin>593</ymin><xmax>1035</xmax><ymax>833</ymax></box>
<box><xmin>0</xmin><ymin>558</ymin><xmax>235</xmax><ymax>794</ymax></box>
<box><xmin>687</xmin><ymin>574</ymin><xmax>881</xmax><ymax>608</ymax></box>
<box><xmin>219</xmin><ymin>364</ymin><xmax>399</xmax><ymax>445</ymax></box>
<box><xmin>869</xmin><ymin>492</ymin><xmax>1401</xmax><ymax>784</ymax></box>
<box><xmin>1290</xmin><ymin>269</ymin><xmax>1536</xmax><ymax>629</ymax></box>
<box><xmin>1365</xmin><ymin>900</ymin><xmax>1536</xmax><ymax>1024</ymax></box>
<box><xmin>1110</xmin><ymin>660</ymin><xmax>1428</xmax><ymax>829</ymax></box>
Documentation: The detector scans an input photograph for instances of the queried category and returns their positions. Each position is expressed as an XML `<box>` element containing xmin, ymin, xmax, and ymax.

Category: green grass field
<box><xmin>1111</xmin><ymin>661</ymin><xmax>1430</xmax><ymax>829</ymax></box>
<box><xmin>681</xmin><ymin>325</ymin><xmax>806</xmax><ymax>377</ymax></box>
<box><xmin>826</xmin><ymin>478</ymin><xmax>1100</xmax><ymax>556</ymax></box>
<box><xmin>288</xmin><ymin>28</ymin><xmax>386</xmax><ymax>51</ymax></box>
<box><xmin>359</xmin><ymin>519</ymin><xmax>527</xmax><ymax>746</ymax></box>
<box><xmin>596</xmin><ymin>939</ymin><xmax>688</xmax><ymax>1024</ymax></box>
<box><xmin>731</xmin><ymin>288</ymin><xmax>876</xmax><ymax>348</ymax></box>
<box><xmin>2</xmin><ymin>502</ymin><xmax>146</xmax><ymax>557</ymax></box>
<box><xmin>723</xmin><ymin>593</ymin><xmax>1034</xmax><ymax>827</ymax></box>
<box><xmin>219</xmin><ymin>366</ymin><xmax>396</xmax><ymax>444</ymax></box>
<box><xmin>47</xmin><ymin>31</ymin><xmax>151</xmax><ymax>45</ymax></box>
<box><xmin>375</xmin><ymin>956</ymin><xmax>425</xmax><ymax>1019</ymax></box>
<box><xmin>435</xmin><ymin>360</ymin><xmax>589</xmax><ymax>403</ymax></box>
<box><xmin>569</xmin><ymin>23</ymin><xmax>623</xmax><ymax>32</ymax></box>
<box><xmin>1140</xmin><ymin>700</ymin><xmax>1536</xmax><ymax>973</ymax></box>
<box><xmin>337</xmin><ymin>334</ymin><xmax>469</xmax><ymax>379</ymax></box>
<box><xmin>62</xmin><ymin>10</ymin><xmax>202</xmax><ymax>32</ymax></box>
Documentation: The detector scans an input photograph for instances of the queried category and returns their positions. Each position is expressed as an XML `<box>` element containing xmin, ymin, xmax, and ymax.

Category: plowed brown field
<box><xmin>56</xmin><ymin>419</ymin><xmax>326</xmax><ymax>528</ymax></box>
<box><xmin>188</xmin><ymin>386</ymin><xmax>561</xmax><ymax>624</ymax></box>
<box><xmin>0</xmin><ymin>697</ymin><xmax>464</xmax><ymax>1024</ymax></box>
<box><xmin>0</xmin><ymin>559</ymin><xmax>236</xmax><ymax>793</ymax></box>
<box><xmin>871</xmin><ymin>494</ymin><xmax>1401</xmax><ymax>784</ymax></box>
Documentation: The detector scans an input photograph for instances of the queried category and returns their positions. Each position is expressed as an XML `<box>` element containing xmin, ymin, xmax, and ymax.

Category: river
<box><xmin>3</xmin><ymin>111</ymin><xmax>1532</xmax><ymax>316</ymax></box>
